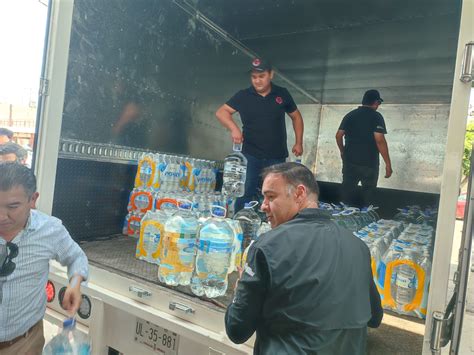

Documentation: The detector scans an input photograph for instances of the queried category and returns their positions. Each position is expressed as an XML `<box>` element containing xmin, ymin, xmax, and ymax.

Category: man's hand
<box><xmin>231</xmin><ymin>129</ymin><xmax>243</xmax><ymax>144</ymax></box>
<box><xmin>292</xmin><ymin>143</ymin><xmax>303</xmax><ymax>156</ymax></box>
<box><xmin>62</xmin><ymin>275</ymin><xmax>83</xmax><ymax>316</ymax></box>
<box><xmin>385</xmin><ymin>165</ymin><xmax>393</xmax><ymax>178</ymax></box>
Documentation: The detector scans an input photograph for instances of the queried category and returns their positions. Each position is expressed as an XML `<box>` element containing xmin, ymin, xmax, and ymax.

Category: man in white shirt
<box><xmin>0</xmin><ymin>162</ymin><xmax>89</xmax><ymax>354</ymax></box>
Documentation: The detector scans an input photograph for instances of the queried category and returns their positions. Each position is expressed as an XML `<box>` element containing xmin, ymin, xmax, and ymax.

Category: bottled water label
<box><xmin>395</xmin><ymin>274</ymin><xmax>414</xmax><ymax>289</ymax></box>
<box><xmin>160</xmin><ymin>232</ymin><xmax>197</xmax><ymax>273</ymax></box>
<box><xmin>198</xmin><ymin>239</ymin><xmax>233</xmax><ymax>253</ymax></box>
<box><xmin>136</xmin><ymin>219</ymin><xmax>165</xmax><ymax>264</ymax></box>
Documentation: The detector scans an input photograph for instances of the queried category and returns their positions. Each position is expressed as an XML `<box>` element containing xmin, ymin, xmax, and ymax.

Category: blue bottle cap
<box><xmin>63</xmin><ymin>318</ymin><xmax>75</xmax><ymax>328</ymax></box>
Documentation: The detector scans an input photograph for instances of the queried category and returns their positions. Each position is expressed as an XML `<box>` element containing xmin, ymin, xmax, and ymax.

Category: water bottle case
<box><xmin>136</xmin><ymin>218</ymin><xmax>166</xmax><ymax>262</ymax></box>
<box><xmin>135</xmin><ymin>155</ymin><xmax>156</xmax><ymax>188</ymax></box>
<box><xmin>130</xmin><ymin>190</ymin><xmax>154</xmax><ymax>213</ymax></box>
<box><xmin>382</xmin><ymin>259</ymin><xmax>427</xmax><ymax>314</ymax></box>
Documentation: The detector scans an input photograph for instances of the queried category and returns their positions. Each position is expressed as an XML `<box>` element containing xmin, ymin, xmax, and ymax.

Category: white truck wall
<box><xmin>314</xmin><ymin>104</ymin><xmax>450</xmax><ymax>193</ymax></box>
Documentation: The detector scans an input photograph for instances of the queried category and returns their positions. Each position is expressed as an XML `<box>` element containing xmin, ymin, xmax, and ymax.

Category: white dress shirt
<box><xmin>0</xmin><ymin>209</ymin><xmax>89</xmax><ymax>341</ymax></box>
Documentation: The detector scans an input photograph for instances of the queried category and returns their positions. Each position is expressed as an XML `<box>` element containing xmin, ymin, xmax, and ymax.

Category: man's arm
<box><xmin>225</xmin><ymin>246</ymin><xmax>268</xmax><ymax>344</ymax></box>
<box><xmin>374</xmin><ymin>132</ymin><xmax>392</xmax><ymax>178</ymax></box>
<box><xmin>53</xmin><ymin>222</ymin><xmax>89</xmax><ymax>315</ymax></box>
<box><xmin>216</xmin><ymin>104</ymin><xmax>243</xmax><ymax>144</ymax></box>
<box><xmin>368</xmin><ymin>274</ymin><xmax>383</xmax><ymax>328</ymax></box>
<box><xmin>288</xmin><ymin>110</ymin><xmax>304</xmax><ymax>156</ymax></box>
<box><xmin>335</xmin><ymin>130</ymin><xmax>345</xmax><ymax>158</ymax></box>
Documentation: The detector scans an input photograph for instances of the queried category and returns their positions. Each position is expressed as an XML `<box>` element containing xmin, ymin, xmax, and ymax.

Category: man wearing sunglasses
<box><xmin>335</xmin><ymin>89</ymin><xmax>393</xmax><ymax>207</ymax></box>
<box><xmin>0</xmin><ymin>163</ymin><xmax>89</xmax><ymax>354</ymax></box>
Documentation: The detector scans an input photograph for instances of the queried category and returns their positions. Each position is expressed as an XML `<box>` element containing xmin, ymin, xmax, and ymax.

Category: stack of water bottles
<box><xmin>134</xmin><ymin>197</ymin><xmax>265</xmax><ymax>298</ymax></box>
<box><xmin>156</xmin><ymin>202</ymin><xmax>246</xmax><ymax>298</ymax></box>
<box><xmin>135</xmin><ymin>193</ymin><xmax>227</xmax><ymax>264</ymax></box>
<box><xmin>394</xmin><ymin>205</ymin><xmax>438</xmax><ymax>226</ymax></box>
<box><xmin>354</xmin><ymin>217</ymin><xmax>434</xmax><ymax>319</ymax></box>
<box><xmin>320</xmin><ymin>202</ymin><xmax>380</xmax><ymax>232</ymax></box>
<box><xmin>123</xmin><ymin>152</ymin><xmax>221</xmax><ymax>238</ymax></box>
<box><xmin>43</xmin><ymin>318</ymin><xmax>91</xmax><ymax>355</ymax></box>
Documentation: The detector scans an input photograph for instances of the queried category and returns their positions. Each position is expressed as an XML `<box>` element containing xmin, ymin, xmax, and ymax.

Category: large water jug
<box><xmin>158</xmin><ymin>201</ymin><xmax>199</xmax><ymax>286</ymax></box>
<box><xmin>222</xmin><ymin>143</ymin><xmax>247</xmax><ymax>197</ymax></box>
<box><xmin>191</xmin><ymin>206</ymin><xmax>234</xmax><ymax>298</ymax></box>
<box><xmin>136</xmin><ymin>210</ymin><xmax>168</xmax><ymax>264</ymax></box>
<box><xmin>233</xmin><ymin>201</ymin><xmax>261</xmax><ymax>250</ymax></box>
<box><xmin>43</xmin><ymin>318</ymin><xmax>91</xmax><ymax>355</ymax></box>
<box><xmin>226</xmin><ymin>219</ymin><xmax>244</xmax><ymax>273</ymax></box>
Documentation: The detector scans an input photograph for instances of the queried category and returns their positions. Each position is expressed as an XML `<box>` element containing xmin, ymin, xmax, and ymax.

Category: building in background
<box><xmin>0</xmin><ymin>101</ymin><xmax>36</xmax><ymax>148</ymax></box>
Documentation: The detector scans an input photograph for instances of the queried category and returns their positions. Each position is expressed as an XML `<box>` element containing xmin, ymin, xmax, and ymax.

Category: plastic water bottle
<box><xmin>181</xmin><ymin>157</ymin><xmax>194</xmax><ymax>192</ymax></box>
<box><xmin>257</xmin><ymin>222</ymin><xmax>272</xmax><ymax>237</ymax></box>
<box><xmin>135</xmin><ymin>153</ymin><xmax>155</xmax><ymax>188</ymax></box>
<box><xmin>43</xmin><ymin>318</ymin><xmax>91</xmax><ymax>355</ymax></box>
<box><xmin>160</xmin><ymin>155</ymin><xmax>181</xmax><ymax>192</ymax></box>
<box><xmin>152</xmin><ymin>153</ymin><xmax>163</xmax><ymax>191</ymax></box>
<box><xmin>126</xmin><ymin>211</ymin><xmax>143</xmax><ymax>238</ymax></box>
<box><xmin>136</xmin><ymin>210</ymin><xmax>168</xmax><ymax>264</ymax></box>
<box><xmin>158</xmin><ymin>201</ymin><xmax>199</xmax><ymax>286</ymax></box>
<box><xmin>394</xmin><ymin>248</ymin><xmax>420</xmax><ymax>310</ymax></box>
<box><xmin>207</xmin><ymin>161</ymin><xmax>217</xmax><ymax>193</ymax></box>
<box><xmin>233</xmin><ymin>201</ymin><xmax>261</xmax><ymax>250</ymax></box>
<box><xmin>222</xmin><ymin>143</ymin><xmax>247</xmax><ymax>197</ymax></box>
<box><xmin>226</xmin><ymin>219</ymin><xmax>244</xmax><ymax>272</ymax></box>
<box><xmin>190</xmin><ymin>159</ymin><xmax>204</xmax><ymax>193</ymax></box>
<box><xmin>191</xmin><ymin>206</ymin><xmax>234</xmax><ymax>298</ymax></box>
<box><xmin>418</xmin><ymin>250</ymin><xmax>432</xmax><ymax>318</ymax></box>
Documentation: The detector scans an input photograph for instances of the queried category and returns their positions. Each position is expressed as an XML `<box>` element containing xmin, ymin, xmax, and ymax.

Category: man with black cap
<box><xmin>216</xmin><ymin>58</ymin><xmax>304</xmax><ymax>212</ymax></box>
<box><xmin>335</xmin><ymin>89</ymin><xmax>392</xmax><ymax>206</ymax></box>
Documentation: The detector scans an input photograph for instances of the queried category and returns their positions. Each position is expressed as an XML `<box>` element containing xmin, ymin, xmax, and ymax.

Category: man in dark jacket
<box><xmin>225</xmin><ymin>162</ymin><xmax>383</xmax><ymax>354</ymax></box>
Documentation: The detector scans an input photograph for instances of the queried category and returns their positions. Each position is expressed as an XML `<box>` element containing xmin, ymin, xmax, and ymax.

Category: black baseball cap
<box><xmin>362</xmin><ymin>89</ymin><xmax>383</xmax><ymax>105</ymax></box>
<box><xmin>249</xmin><ymin>57</ymin><xmax>272</xmax><ymax>72</ymax></box>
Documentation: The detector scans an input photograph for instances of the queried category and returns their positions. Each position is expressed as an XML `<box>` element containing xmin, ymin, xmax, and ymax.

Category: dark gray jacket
<box><xmin>225</xmin><ymin>208</ymin><xmax>383</xmax><ymax>355</ymax></box>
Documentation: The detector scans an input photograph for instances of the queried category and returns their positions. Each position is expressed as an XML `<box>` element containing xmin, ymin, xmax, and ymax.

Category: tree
<box><xmin>462</xmin><ymin>121</ymin><xmax>474</xmax><ymax>179</ymax></box>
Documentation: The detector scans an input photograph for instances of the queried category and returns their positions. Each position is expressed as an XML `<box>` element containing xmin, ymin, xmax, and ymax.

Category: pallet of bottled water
<box><xmin>319</xmin><ymin>202</ymin><xmax>380</xmax><ymax>232</ymax></box>
<box><xmin>133</xmin><ymin>197</ymin><xmax>269</xmax><ymax>299</ymax></box>
<box><xmin>354</xmin><ymin>217</ymin><xmax>434</xmax><ymax>319</ymax></box>
<box><xmin>122</xmin><ymin>151</ymin><xmax>225</xmax><ymax>238</ymax></box>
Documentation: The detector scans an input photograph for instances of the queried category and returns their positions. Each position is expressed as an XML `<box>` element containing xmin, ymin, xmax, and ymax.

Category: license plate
<box><xmin>135</xmin><ymin>318</ymin><xmax>179</xmax><ymax>354</ymax></box>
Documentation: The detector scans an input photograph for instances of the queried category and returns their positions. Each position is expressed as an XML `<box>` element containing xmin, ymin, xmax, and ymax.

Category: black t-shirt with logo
<box><xmin>226</xmin><ymin>84</ymin><xmax>297</xmax><ymax>159</ymax></box>
<box><xmin>339</xmin><ymin>106</ymin><xmax>387</xmax><ymax>168</ymax></box>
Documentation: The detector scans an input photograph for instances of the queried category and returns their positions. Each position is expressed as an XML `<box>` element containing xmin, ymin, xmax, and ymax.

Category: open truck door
<box><xmin>429</xmin><ymin>144</ymin><xmax>474</xmax><ymax>355</ymax></box>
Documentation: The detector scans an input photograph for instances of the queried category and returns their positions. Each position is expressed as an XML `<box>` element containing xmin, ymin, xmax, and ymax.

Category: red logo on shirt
<box><xmin>252</xmin><ymin>58</ymin><xmax>261</xmax><ymax>67</ymax></box>
<box><xmin>275</xmin><ymin>96</ymin><xmax>283</xmax><ymax>104</ymax></box>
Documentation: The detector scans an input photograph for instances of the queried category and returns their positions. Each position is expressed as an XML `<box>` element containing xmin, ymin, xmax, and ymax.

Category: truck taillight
<box><xmin>46</xmin><ymin>281</ymin><xmax>55</xmax><ymax>303</ymax></box>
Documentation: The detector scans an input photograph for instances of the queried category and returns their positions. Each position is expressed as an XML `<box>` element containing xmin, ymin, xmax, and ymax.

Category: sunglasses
<box><xmin>0</xmin><ymin>242</ymin><xmax>18</xmax><ymax>277</ymax></box>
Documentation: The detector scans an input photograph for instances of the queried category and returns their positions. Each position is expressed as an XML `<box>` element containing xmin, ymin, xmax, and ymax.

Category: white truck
<box><xmin>35</xmin><ymin>0</ymin><xmax>473</xmax><ymax>353</ymax></box>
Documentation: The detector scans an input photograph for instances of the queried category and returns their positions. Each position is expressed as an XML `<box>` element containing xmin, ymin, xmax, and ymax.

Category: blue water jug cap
<box><xmin>244</xmin><ymin>201</ymin><xmax>259</xmax><ymax>209</ymax></box>
<box><xmin>63</xmin><ymin>318</ymin><xmax>75</xmax><ymax>328</ymax></box>
<box><xmin>213</xmin><ymin>208</ymin><xmax>225</xmax><ymax>217</ymax></box>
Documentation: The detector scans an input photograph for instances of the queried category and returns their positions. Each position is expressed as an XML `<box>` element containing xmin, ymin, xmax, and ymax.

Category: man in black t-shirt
<box><xmin>335</xmin><ymin>90</ymin><xmax>392</xmax><ymax>206</ymax></box>
<box><xmin>216</xmin><ymin>58</ymin><xmax>304</xmax><ymax>212</ymax></box>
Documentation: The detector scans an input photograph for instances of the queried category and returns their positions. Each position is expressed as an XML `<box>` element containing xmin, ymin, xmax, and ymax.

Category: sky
<box><xmin>0</xmin><ymin>0</ymin><xmax>48</xmax><ymax>105</ymax></box>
